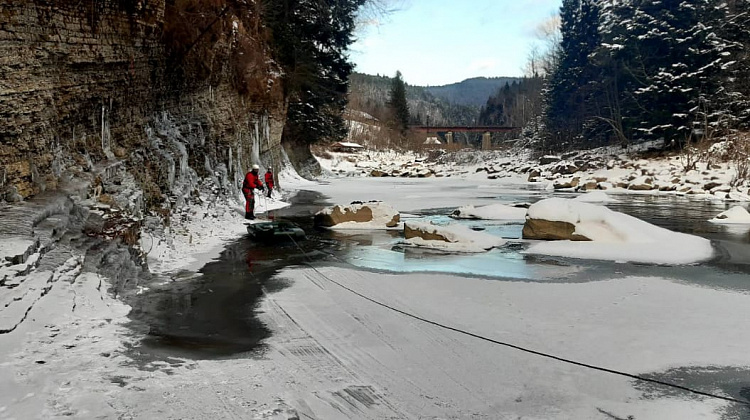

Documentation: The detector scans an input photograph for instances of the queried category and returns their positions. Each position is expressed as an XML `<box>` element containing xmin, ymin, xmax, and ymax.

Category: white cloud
<box><xmin>468</xmin><ymin>58</ymin><xmax>499</xmax><ymax>72</ymax></box>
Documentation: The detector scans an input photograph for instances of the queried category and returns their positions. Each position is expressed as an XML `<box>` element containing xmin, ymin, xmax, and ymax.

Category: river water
<box><xmin>118</xmin><ymin>185</ymin><xmax>750</xmax><ymax>418</ymax></box>
<box><xmin>127</xmin><ymin>188</ymin><xmax>750</xmax><ymax>360</ymax></box>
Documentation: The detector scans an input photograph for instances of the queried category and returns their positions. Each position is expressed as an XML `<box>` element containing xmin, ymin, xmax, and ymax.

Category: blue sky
<box><xmin>350</xmin><ymin>0</ymin><xmax>562</xmax><ymax>86</ymax></box>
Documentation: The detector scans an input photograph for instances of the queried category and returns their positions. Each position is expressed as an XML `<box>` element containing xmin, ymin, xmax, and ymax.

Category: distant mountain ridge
<box><xmin>348</xmin><ymin>73</ymin><xmax>479</xmax><ymax>126</ymax></box>
<box><xmin>421</xmin><ymin>77</ymin><xmax>522</xmax><ymax>107</ymax></box>
<box><xmin>347</xmin><ymin>73</ymin><xmax>522</xmax><ymax>127</ymax></box>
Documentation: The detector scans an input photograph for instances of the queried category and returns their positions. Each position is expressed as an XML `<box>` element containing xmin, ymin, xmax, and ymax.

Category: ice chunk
<box><xmin>450</xmin><ymin>203</ymin><xmax>527</xmax><ymax>221</ymax></box>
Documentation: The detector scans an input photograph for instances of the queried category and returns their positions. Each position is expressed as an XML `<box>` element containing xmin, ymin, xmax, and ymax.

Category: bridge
<box><xmin>411</xmin><ymin>126</ymin><xmax>519</xmax><ymax>150</ymax></box>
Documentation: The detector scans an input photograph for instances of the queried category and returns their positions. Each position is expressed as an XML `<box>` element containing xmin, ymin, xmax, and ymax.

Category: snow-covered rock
<box><xmin>522</xmin><ymin>218</ymin><xmax>590</xmax><ymax>241</ymax></box>
<box><xmin>573</xmin><ymin>191</ymin><xmax>617</xmax><ymax>203</ymax></box>
<box><xmin>403</xmin><ymin>221</ymin><xmax>505</xmax><ymax>253</ymax></box>
<box><xmin>551</xmin><ymin>162</ymin><xmax>580</xmax><ymax>175</ymax></box>
<box><xmin>314</xmin><ymin>201</ymin><xmax>400</xmax><ymax>230</ymax></box>
<box><xmin>553</xmin><ymin>177</ymin><xmax>580</xmax><ymax>189</ymax></box>
<box><xmin>523</xmin><ymin>198</ymin><xmax>714</xmax><ymax>264</ymax></box>
<box><xmin>0</xmin><ymin>238</ymin><xmax>38</xmax><ymax>265</ymax></box>
<box><xmin>728</xmin><ymin>191</ymin><xmax>750</xmax><ymax>202</ymax></box>
<box><xmin>450</xmin><ymin>204</ymin><xmax>527</xmax><ymax>221</ymax></box>
<box><xmin>627</xmin><ymin>176</ymin><xmax>655</xmax><ymax>191</ymax></box>
<box><xmin>539</xmin><ymin>155</ymin><xmax>561</xmax><ymax>165</ymax></box>
<box><xmin>709</xmin><ymin>206</ymin><xmax>750</xmax><ymax>224</ymax></box>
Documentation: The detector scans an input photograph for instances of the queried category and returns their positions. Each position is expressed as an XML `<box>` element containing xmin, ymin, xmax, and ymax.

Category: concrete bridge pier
<box><xmin>446</xmin><ymin>131</ymin><xmax>454</xmax><ymax>145</ymax></box>
<box><xmin>481</xmin><ymin>131</ymin><xmax>491</xmax><ymax>150</ymax></box>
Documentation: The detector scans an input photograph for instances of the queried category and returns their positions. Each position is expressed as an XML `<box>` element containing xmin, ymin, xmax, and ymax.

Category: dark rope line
<box><xmin>280</xmin><ymin>229</ymin><xmax>749</xmax><ymax>407</ymax></box>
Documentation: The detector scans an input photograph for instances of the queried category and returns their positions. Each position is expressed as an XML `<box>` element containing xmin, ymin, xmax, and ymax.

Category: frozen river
<box><xmin>129</xmin><ymin>177</ymin><xmax>750</xmax><ymax>419</ymax></box>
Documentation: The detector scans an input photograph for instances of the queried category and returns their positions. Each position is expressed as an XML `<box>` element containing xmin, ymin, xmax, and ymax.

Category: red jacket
<box><xmin>264</xmin><ymin>171</ymin><xmax>274</xmax><ymax>188</ymax></box>
<box><xmin>242</xmin><ymin>171</ymin><xmax>263</xmax><ymax>196</ymax></box>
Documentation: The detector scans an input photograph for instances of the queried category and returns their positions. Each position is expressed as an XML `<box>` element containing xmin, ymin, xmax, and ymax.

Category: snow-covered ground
<box><xmin>2</xmin><ymin>149</ymin><xmax>750</xmax><ymax>419</ymax></box>
<box><xmin>140</xmin><ymin>190</ymin><xmax>290</xmax><ymax>274</ymax></box>
<box><xmin>316</xmin><ymin>141</ymin><xmax>750</xmax><ymax>203</ymax></box>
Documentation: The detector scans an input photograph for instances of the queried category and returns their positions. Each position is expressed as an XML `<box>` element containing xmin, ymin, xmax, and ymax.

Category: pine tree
<box><xmin>263</xmin><ymin>0</ymin><xmax>367</xmax><ymax>146</ymax></box>
<box><xmin>544</xmin><ymin>0</ymin><xmax>602</xmax><ymax>149</ymax></box>
<box><xmin>600</xmin><ymin>0</ymin><xmax>733</xmax><ymax>145</ymax></box>
<box><xmin>387</xmin><ymin>70</ymin><xmax>410</xmax><ymax>135</ymax></box>
<box><xmin>479</xmin><ymin>78</ymin><xmax>543</xmax><ymax>128</ymax></box>
<box><xmin>720</xmin><ymin>0</ymin><xmax>750</xmax><ymax>130</ymax></box>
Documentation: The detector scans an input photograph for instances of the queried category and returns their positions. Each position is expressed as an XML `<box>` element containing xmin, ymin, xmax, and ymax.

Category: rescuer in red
<box><xmin>264</xmin><ymin>168</ymin><xmax>274</xmax><ymax>198</ymax></box>
<box><xmin>242</xmin><ymin>164</ymin><xmax>264</xmax><ymax>220</ymax></box>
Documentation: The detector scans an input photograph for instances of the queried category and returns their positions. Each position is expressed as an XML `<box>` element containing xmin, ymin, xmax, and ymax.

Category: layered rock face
<box><xmin>0</xmin><ymin>1</ymin><xmax>285</xmax><ymax>205</ymax></box>
<box><xmin>522</xmin><ymin>219</ymin><xmax>592</xmax><ymax>241</ymax></box>
<box><xmin>404</xmin><ymin>223</ymin><xmax>451</xmax><ymax>242</ymax></box>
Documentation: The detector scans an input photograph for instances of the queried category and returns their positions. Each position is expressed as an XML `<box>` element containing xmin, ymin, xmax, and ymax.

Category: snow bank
<box><xmin>525</xmin><ymin>198</ymin><xmax>714</xmax><ymax>265</ymax></box>
<box><xmin>709</xmin><ymin>206</ymin><xmax>750</xmax><ymax>224</ymax></box>
<box><xmin>315</xmin><ymin>201</ymin><xmax>400</xmax><ymax>230</ymax></box>
<box><xmin>142</xmin><ymin>178</ymin><xmax>291</xmax><ymax>274</ymax></box>
<box><xmin>450</xmin><ymin>203</ymin><xmax>527</xmax><ymax>221</ymax></box>
<box><xmin>0</xmin><ymin>238</ymin><xmax>34</xmax><ymax>260</ymax></box>
<box><xmin>404</xmin><ymin>221</ymin><xmax>505</xmax><ymax>253</ymax></box>
<box><xmin>573</xmin><ymin>191</ymin><xmax>617</xmax><ymax>203</ymax></box>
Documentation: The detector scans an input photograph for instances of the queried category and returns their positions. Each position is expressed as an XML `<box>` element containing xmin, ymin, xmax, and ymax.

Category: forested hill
<box><xmin>348</xmin><ymin>73</ymin><xmax>480</xmax><ymax>126</ymax></box>
<box><xmin>423</xmin><ymin>77</ymin><xmax>522</xmax><ymax>107</ymax></box>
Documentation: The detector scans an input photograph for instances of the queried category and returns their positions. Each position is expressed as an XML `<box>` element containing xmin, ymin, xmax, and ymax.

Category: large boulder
<box><xmin>552</xmin><ymin>162</ymin><xmax>580</xmax><ymax>175</ymax></box>
<box><xmin>523</xmin><ymin>198</ymin><xmax>714</xmax><ymax>265</ymax></box>
<box><xmin>404</xmin><ymin>221</ymin><xmax>506</xmax><ymax>253</ymax></box>
<box><xmin>582</xmin><ymin>180</ymin><xmax>598</xmax><ymax>191</ymax></box>
<box><xmin>539</xmin><ymin>155</ymin><xmax>561</xmax><ymax>165</ymax></box>
<box><xmin>315</xmin><ymin>201</ymin><xmax>400</xmax><ymax>229</ymax></box>
<box><xmin>703</xmin><ymin>181</ymin><xmax>723</xmax><ymax>191</ymax></box>
<box><xmin>627</xmin><ymin>183</ymin><xmax>654</xmax><ymax>191</ymax></box>
<box><xmin>405</xmin><ymin>223</ymin><xmax>450</xmax><ymax>242</ymax></box>
<box><xmin>522</xmin><ymin>218</ymin><xmax>591</xmax><ymax>241</ymax></box>
<box><xmin>553</xmin><ymin>177</ymin><xmax>580</xmax><ymax>189</ymax></box>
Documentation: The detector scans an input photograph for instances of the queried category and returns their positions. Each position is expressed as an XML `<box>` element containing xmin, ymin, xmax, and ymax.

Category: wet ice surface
<box><xmin>339</xmin><ymin>193</ymin><xmax>750</xmax><ymax>289</ymax></box>
<box><xmin>129</xmin><ymin>227</ymin><xmax>334</xmax><ymax>358</ymax></box>
<box><xmin>636</xmin><ymin>366</ymin><xmax>750</xmax><ymax>420</ymax></box>
<box><xmin>126</xmin><ymin>185</ymin><xmax>750</xmax><ymax>418</ymax></box>
<box><xmin>132</xmin><ymin>189</ymin><xmax>750</xmax><ymax>356</ymax></box>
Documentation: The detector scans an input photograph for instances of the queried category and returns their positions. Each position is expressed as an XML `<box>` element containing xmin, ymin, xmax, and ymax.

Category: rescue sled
<box><xmin>246</xmin><ymin>220</ymin><xmax>306</xmax><ymax>243</ymax></box>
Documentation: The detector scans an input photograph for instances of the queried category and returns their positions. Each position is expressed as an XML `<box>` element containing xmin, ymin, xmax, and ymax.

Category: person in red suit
<box><xmin>264</xmin><ymin>168</ymin><xmax>275</xmax><ymax>198</ymax></box>
<box><xmin>242</xmin><ymin>164</ymin><xmax>264</xmax><ymax>220</ymax></box>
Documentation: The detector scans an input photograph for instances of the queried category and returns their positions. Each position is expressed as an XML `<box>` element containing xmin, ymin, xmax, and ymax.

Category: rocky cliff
<box><xmin>0</xmin><ymin>0</ymin><xmax>287</xmax><ymax>208</ymax></box>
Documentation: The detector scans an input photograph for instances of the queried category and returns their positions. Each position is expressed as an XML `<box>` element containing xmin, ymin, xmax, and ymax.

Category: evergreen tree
<box><xmin>347</xmin><ymin>73</ymin><xmax>479</xmax><ymax>128</ymax></box>
<box><xmin>600</xmin><ymin>0</ymin><xmax>733</xmax><ymax>145</ymax></box>
<box><xmin>263</xmin><ymin>0</ymin><xmax>367</xmax><ymax>146</ymax></box>
<box><xmin>387</xmin><ymin>70</ymin><xmax>410</xmax><ymax>134</ymax></box>
<box><xmin>538</xmin><ymin>0</ymin><xmax>749</xmax><ymax>150</ymax></box>
<box><xmin>720</xmin><ymin>0</ymin><xmax>750</xmax><ymax>130</ymax></box>
<box><xmin>479</xmin><ymin>78</ymin><xmax>543</xmax><ymax>128</ymax></box>
<box><xmin>544</xmin><ymin>0</ymin><xmax>601</xmax><ymax>149</ymax></box>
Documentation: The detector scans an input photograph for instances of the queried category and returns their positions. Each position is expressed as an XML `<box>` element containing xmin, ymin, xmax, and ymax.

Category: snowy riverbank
<box><xmin>2</xmin><ymin>156</ymin><xmax>750</xmax><ymax>419</ymax></box>
<box><xmin>316</xmin><ymin>142</ymin><xmax>750</xmax><ymax>203</ymax></box>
